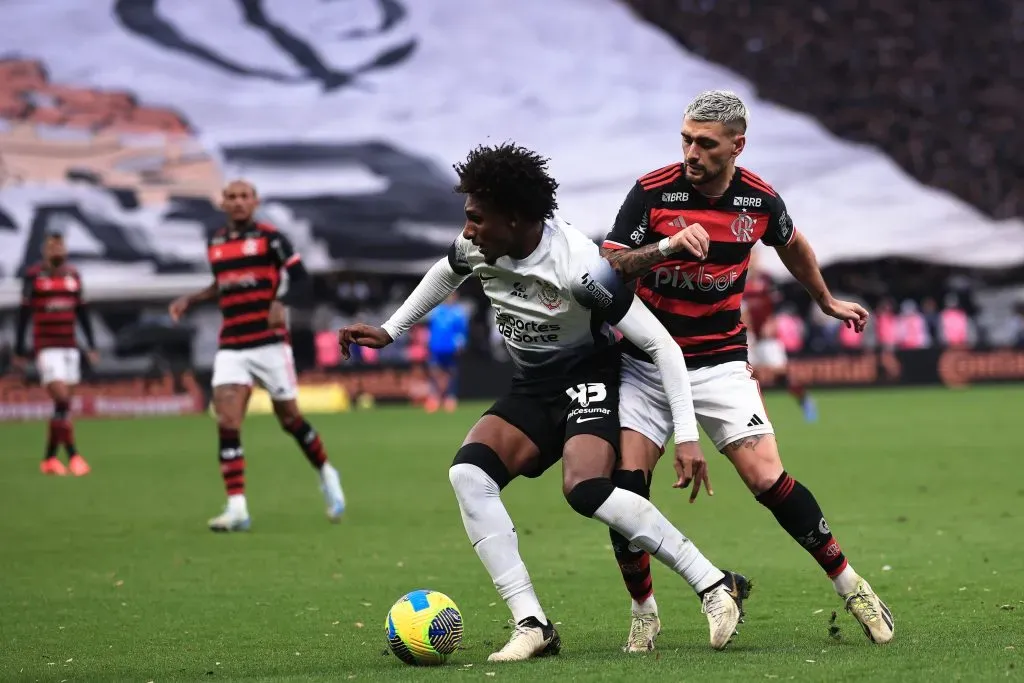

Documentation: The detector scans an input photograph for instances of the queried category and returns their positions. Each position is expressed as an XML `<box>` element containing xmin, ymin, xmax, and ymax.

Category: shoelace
<box><xmin>702</xmin><ymin>589</ymin><xmax>729</xmax><ymax>619</ymax></box>
<box><xmin>846</xmin><ymin>592</ymin><xmax>879</xmax><ymax>621</ymax></box>
<box><xmin>627</xmin><ymin>615</ymin><xmax>658</xmax><ymax>648</ymax></box>
<box><xmin>501</xmin><ymin>620</ymin><xmax>539</xmax><ymax>650</ymax></box>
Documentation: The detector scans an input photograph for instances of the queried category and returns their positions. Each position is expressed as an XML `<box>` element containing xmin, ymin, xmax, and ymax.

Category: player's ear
<box><xmin>732</xmin><ymin>134</ymin><xmax>746</xmax><ymax>158</ymax></box>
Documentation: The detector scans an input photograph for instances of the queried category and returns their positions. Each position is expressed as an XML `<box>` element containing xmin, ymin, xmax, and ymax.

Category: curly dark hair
<box><xmin>453</xmin><ymin>142</ymin><xmax>559</xmax><ymax>223</ymax></box>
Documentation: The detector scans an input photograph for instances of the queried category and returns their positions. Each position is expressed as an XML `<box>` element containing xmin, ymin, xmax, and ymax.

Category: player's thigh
<box><xmin>561</xmin><ymin>360</ymin><xmax>621</xmax><ymax>492</ymax></box>
<box><xmin>463</xmin><ymin>409</ymin><xmax>547</xmax><ymax>481</ymax></box>
<box><xmin>690</xmin><ymin>361</ymin><xmax>774</xmax><ymax>451</ymax></box>
<box><xmin>38</xmin><ymin>348</ymin><xmax>79</xmax><ymax>391</ymax></box>
<box><xmin>618</xmin><ymin>355</ymin><xmax>673</xmax><ymax>473</ymax></box>
<box><xmin>248</xmin><ymin>343</ymin><xmax>298</xmax><ymax>402</ymax></box>
<box><xmin>211</xmin><ymin>349</ymin><xmax>252</xmax><ymax>427</ymax></box>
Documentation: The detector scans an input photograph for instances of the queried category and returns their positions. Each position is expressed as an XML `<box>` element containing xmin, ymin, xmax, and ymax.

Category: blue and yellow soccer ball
<box><xmin>385</xmin><ymin>589</ymin><xmax>463</xmax><ymax>666</ymax></box>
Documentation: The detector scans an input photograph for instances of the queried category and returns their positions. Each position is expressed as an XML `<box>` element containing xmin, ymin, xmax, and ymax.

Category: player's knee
<box><xmin>565</xmin><ymin>477</ymin><xmax>616</xmax><ymax>518</ymax></box>
<box><xmin>451</xmin><ymin>443</ymin><xmax>511</xmax><ymax>491</ymax></box>
<box><xmin>611</xmin><ymin>468</ymin><xmax>650</xmax><ymax>499</ymax></box>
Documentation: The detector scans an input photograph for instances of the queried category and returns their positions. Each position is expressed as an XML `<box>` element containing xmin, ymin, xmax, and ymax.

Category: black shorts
<box><xmin>484</xmin><ymin>353</ymin><xmax>621</xmax><ymax>479</ymax></box>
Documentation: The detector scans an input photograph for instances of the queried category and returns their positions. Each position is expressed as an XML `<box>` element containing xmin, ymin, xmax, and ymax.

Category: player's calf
<box><xmin>727</xmin><ymin>436</ymin><xmax>894</xmax><ymax>642</ymax></box>
<box><xmin>278</xmin><ymin>408</ymin><xmax>345</xmax><ymax>521</ymax></box>
<box><xmin>449</xmin><ymin>442</ymin><xmax>558</xmax><ymax>659</ymax></box>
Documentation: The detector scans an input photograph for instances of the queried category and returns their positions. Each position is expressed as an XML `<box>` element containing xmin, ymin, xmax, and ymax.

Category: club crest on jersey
<box><xmin>64</xmin><ymin>275</ymin><xmax>79</xmax><ymax>291</ymax></box>
<box><xmin>730</xmin><ymin>213</ymin><xmax>756</xmax><ymax>242</ymax></box>
<box><xmin>242</xmin><ymin>239</ymin><xmax>260</xmax><ymax>256</ymax></box>
<box><xmin>537</xmin><ymin>281</ymin><xmax>562</xmax><ymax>310</ymax></box>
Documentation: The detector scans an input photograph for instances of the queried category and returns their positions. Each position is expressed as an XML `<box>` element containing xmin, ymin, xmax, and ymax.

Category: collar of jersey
<box><xmin>502</xmin><ymin>222</ymin><xmax>551</xmax><ymax>268</ymax></box>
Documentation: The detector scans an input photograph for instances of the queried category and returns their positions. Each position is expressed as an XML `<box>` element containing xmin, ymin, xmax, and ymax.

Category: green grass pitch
<box><xmin>2</xmin><ymin>386</ymin><xmax>1022</xmax><ymax>682</ymax></box>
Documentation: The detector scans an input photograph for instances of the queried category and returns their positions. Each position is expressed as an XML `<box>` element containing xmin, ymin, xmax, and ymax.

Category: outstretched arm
<box><xmin>775</xmin><ymin>232</ymin><xmax>868</xmax><ymax>331</ymax></box>
<box><xmin>380</xmin><ymin>257</ymin><xmax>469</xmax><ymax>341</ymax></box>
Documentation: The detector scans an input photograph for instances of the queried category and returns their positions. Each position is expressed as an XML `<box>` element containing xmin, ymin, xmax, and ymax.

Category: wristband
<box><xmin>658</xmin><ymin>237</ymin><xmax>675</xmax><ymax>256</ymax></box>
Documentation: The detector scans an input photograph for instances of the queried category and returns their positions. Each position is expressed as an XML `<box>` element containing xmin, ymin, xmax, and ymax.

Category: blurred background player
<box><xmin>169</xmin><ymin>180</ymin><xmax>345</xmax><ymax>531</ymax></box>
<box><xmin>743</xmin><ymin>250</ymin><xmax>817</xmax><ymax>421</ymax></box>
<box><xmin>13</xmin><ymin>229</ymin><xmax>99</xmax><ymax>476</ymax></box>
<box><xmin>424</xmin><ymin>292</ymin><xmax>469</xmax><ymax>413</ymax></box>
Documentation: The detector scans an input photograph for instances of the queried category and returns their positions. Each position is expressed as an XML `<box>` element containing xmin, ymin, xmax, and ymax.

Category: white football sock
<box><xmin>594</xmin><ymin>488</ymin><xmax>724</xmax><ymax>594</ymax></box>
<box><xmin>227</xmin><ymin>494</ymin><xmax>248</xmax><ymax>517</ymax></box>
<box><xmin>832</xmin><ymin>563</ymin><xmax>860</xmax><ymax>596</ymax></box>
<box><xmin>449</xmin><ymin>463</ymin><xmax>548</xmax><ymax>625</ymax></box>
<box><xmin>632</xmin><ymin>594</ymin><xmax>659</xmax><ymax>616</ymax></box>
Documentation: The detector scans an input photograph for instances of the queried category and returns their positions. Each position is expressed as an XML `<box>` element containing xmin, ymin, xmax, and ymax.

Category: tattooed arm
<box><xmin>601</xmin><ymin>243</ymin><xmax>669</xmax><ymax>283</ymax></box>
<box><xmin>600</xmin><ymin>180</ymin><xmax>710</xmax><ymax>283</ymax></box>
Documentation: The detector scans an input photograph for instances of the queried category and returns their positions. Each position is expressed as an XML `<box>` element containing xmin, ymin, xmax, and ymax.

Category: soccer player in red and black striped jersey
<box><xmin>168</xmin><ymin>181</ymin><xmax>345</xmax><ymax>532</ymax></box>
<box><xmin>600</xmin><ymin>90</ymin><xmax>893</xmax><ymax>649</ymax></box>
<box><xmin>13</xmin><ymin>230</ymin><xmax>98</xmax><ymax>477</ymax></box>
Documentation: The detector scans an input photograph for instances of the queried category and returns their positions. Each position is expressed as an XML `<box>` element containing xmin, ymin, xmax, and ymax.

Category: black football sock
<box><xmin>756</xmin><ymin>471</ymin><xmax>848</xmax><ymax>577</ymax></box>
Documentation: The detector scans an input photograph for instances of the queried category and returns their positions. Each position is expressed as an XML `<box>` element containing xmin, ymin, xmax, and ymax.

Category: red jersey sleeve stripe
<box><xmin>640</xmin><ymin>166</ymin><xmax>682</xmax><ymax>190</ymax></box>
<box><xmin>284</xmin><ymin>254</ymin><xmax>301</xmax><ymax>267</ymax></box>
<box><xmin>740</xmin><ymin>169</ymin><xmax>777</xmax><ymax>197</ymax></box>
<box><xmin>602</xmin><ymin>240</ymin><xmax>630</xmax><ymax>251</ymax></box>
<box><xmin>639</xmin><ymin>163</ymin><xmax>679</xmax><ymax>184</ymax></box>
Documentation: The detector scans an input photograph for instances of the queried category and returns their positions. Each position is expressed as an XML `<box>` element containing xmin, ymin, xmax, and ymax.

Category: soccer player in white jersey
<box><xmin>339</xmin><ymin>143</ymin><xmax>751</xmax><ymax>661</ymax></box>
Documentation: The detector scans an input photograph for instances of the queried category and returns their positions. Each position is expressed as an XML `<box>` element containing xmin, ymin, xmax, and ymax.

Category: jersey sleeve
<box><xmin>446</xmin><ymin>234</ymin><xmax>473</xmax><ymax>276</ymax></box>
<box><xmin>602</xmin><ymin>181</ymin><xmax>649</xmax><ymax>251</ymax></box>
<box><xmin>760</xmin><ymin>194</ymin><xmax>797</xmax><ymax>247</ymax></box>
<box><xmin>569</xmin><ymin>245</ymin><xmax>633</xmax><ymax>324</ymax></box>
<box><xmin>269</xmin><ymin>231</ymin><xmax>301</xmax><ymax>268</ymax></box>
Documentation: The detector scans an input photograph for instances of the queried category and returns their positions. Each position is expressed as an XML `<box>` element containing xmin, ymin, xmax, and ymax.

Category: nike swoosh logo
<box><xmin>575</xmin><ymin>416</ymin><xmax>603</xmax><ymax>423</ymax></box>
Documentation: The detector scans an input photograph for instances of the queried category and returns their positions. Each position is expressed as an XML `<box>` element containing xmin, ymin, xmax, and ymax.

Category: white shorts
<box><xmin>619</xmin><ymin>355</ymin><xmax>774</xmax><ymax>452</ymax></box>
<box><xmin>748</xmin><ymin>338</ymin><xmax>788</xmax><ymax>368</ymax></box>
<box><xmin>37</xmin><ymin>348</ymin><xmax>81</xmax><ymax>386</ymax></box>
<box><xmin>211</xmin><ymin>342</ymin><xmax>298</xmax><ymax>401</ymax></box>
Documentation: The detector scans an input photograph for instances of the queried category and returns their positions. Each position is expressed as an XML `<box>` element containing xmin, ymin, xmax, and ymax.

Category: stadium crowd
<box><xmin>623</xmin><ymin>0</ymin><xmax>1024</xmax><ymax>220</ymax></box>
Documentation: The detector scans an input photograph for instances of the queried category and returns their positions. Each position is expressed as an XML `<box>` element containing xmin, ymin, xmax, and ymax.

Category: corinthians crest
<box><xmin>730</xmin><ymin>213</ymin><xmax>757</xmax><ymax>242</ymax></box>
<box><xmin>537</xmin><ymin>281</ymin><xmax>562</xmax><ymax>310</ymax></box>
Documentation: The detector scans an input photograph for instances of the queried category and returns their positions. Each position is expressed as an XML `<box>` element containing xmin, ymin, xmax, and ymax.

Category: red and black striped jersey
<box><xmin>603</xmin><ymin>164</ymin><xmax>796</xmax><ymax>368</ymax></box>
<box><xmin>19</xmin><ymin>263</ymin><xmax>86</xmax><ymax>352</ymax></box>
<box><xmin>208</xmin><ymin>222</ymin><xmax>299</xmax><ymax>350</ymax></box>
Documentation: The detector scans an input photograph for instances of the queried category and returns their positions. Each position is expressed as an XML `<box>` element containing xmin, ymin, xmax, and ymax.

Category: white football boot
<box><xmin>701</xmin><ymin>570</ymin><xmax>752</xmax><ymax>650</ymax></box>
<box><xmin>624</xmin><ymin>612</ymin><xmax>661</xmax><ymax>652</ymax></box>
<box><xmin>843</xmin><ymin>577</ymin><xmax>894</xmax><ymax>644</ymax></box>
<box><xmin>320</xmin><ymin>463</ymin><xmax>346</xmax><ymax>522</ymax></box>
<box><xmin>487</xmin><ymin>617</ymin><xmax>561</xmax><ymax>662</ymax></box>
<box><xmin>208</xmin><ymin>497</ymin><xmax>251</xmax><ymax>532</ymax></box>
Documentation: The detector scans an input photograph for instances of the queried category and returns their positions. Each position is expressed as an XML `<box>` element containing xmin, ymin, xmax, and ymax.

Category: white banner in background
<box><xmin>0</xmin><ymin>0</ymin><xmax>1021</xmax><ymax>290</ymax></box>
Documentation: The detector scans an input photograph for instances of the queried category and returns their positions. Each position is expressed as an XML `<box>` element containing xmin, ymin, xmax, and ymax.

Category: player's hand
<box><xmin>668</xmin><ymin>222</ymin><xmax>710</xmax><ymax>260</ymax></box>
<box><xmin>672</xmin><ymin>440</ymin><xmax>714</xmax><ymax>503</ymax></box>
<box><xmin>168</xmin><ymin>296</ymin><xmax>190</xmax><ymax>323</ymax></box>
<box><xmin>821</xmin><ymin>296</ymin><xmax>870</xmax><ymax>333</ymax></box>
<box><xmin>338</xmin><ymin>324</ymin><xmax>394</xmax><ymax>360</ymax></box>
<box><xmin>269</xmin><ymin>301</ymin><xmax>287</xmax><ymax>328</ymax></box>
<box><xmin>86</xmin><ymin>349</ymin><xmax>100</xmax><ymax>367</ymax></box>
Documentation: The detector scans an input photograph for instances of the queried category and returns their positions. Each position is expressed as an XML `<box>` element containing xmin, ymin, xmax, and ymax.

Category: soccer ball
<box><xmin>385</xmin><ymin>589</ymin><xmax>463</xmax><ymax>666</ymax></box>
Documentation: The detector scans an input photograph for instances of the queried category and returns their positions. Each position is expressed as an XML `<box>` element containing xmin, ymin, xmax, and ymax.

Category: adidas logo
<box><xmin>746</xmin><ymin>414</ymin><xmax>765</xmax><ymax>427</ymax></box>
